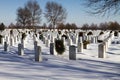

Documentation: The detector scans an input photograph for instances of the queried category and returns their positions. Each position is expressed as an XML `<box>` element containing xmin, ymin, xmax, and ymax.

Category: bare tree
<box><xmin>81</xmin><ymin>24</ymin><xmax>89</xmax><ymax>30</ymax></box>
<box><xmin>57</xmin><ymin>23</ymin><xmax>65</xmax><ymax>29</ymax></box>
<box><xmin>84</xmin><ymin>0</ymin><xmax>120</xmax><ymax>15</ymax></box>
<box><xmin>89</xmin><ymin>23</ymin><xmax>98</xmax><ymax>30</ymax></box>
<box><xmin>45</xmin><ymin>1</ymin><xmax>67</xmax><ymax>29</ymax></box>
<box><xmin>43</xmin><ymin>23</ymin><xmax>47</xmax><ymax>29</ymax></box>
<box><xmin>16</xmin><ymin>7</ymin><xmax>31</xmax><ymax>27</ymax></box>
<box><xmin>16</xmin><ymin>0</ymin><xmax>42</xmax><ymax>29</ymax></box>
<box><xmin>99</xmin><ymin>22</ymin><xmax>108</xmax><ymax>30</ymax></box>
<box><xmin>25</xmin><ymin>0</ymin><xmax>42</xmax><ymax>26</ymax></box>
<box><xmin>108</xmin><ymin>21</ymin><xmax>120</xmax><ymax>30</ymax></box>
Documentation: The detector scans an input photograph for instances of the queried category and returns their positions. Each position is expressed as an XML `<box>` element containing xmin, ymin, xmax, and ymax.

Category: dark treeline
<box><xmin>81</xmin><ymin>21</ymin><xmax>120</xmax><ymax>30</ymax></box>
<box><xmin>57</xmin><ymin>21</ymin><xmax>120</xmax><ymax>30</ymax></box>
<box><xmin>4</xmin><ymin>21</ymin><xmax>120</xmax><ymax>31</ymax></box>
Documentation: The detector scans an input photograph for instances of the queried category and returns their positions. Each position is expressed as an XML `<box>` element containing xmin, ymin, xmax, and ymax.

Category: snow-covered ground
<box><xmin>0</xmin><ymin>32</ymin><xmax>120</xmax><ymax>80</ymax></box>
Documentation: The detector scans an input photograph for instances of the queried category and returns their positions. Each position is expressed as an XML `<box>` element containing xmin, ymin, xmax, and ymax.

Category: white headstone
<box><xmin>50</xmin><ymin>43</ymin><xmax>54</xmax><ymax>55</ymax></box>
<box><xmin>69</xmin><ymin>45</ymin><xmax>76</xmax><ymax>60</ymax></box>
<box><xmin>45</xmin><ymin>39</ymin><xmax>50</xmax><ymax>47</ymax></box>
<box><xmin>34</xmin><ymin>41</ymin><xmax>38</xmax><ymax>53</ymax></box>
<box><xmin>18</xmin><ymin>43</ymin><xmax>24</xmax><ymax>55</ymax></box>
<box><xmin>77</xmin><ymin>43</ymin><xmax>83</xmax><ymax>52</ymax></box>
<box><xmin>67</xmin><ymin>38</ymin><xmax>72</xmax><ymax>46</ymax></box>
<box><xmin>98</xmin><ymin>43</ymin><xmax>106</xmax><ymax>58</ymax></box>
<box><xmin>10</xmin><ymin>37</ymin><xmax>14</xmax><ymax>46</ymax></box>
<box><xmin>91</xmin><ymin>37</ymin><xmax>95</xmax><ymax>43</ymax></box>
<box><xmin>1</xmin><ymin>38</ymin><xmax>4</xmax><ymax>45</ymax></box>
<box><xmin>35</xmin><ymin>46</ymin><xmax>42</xmax><ymax>62</ymax></box>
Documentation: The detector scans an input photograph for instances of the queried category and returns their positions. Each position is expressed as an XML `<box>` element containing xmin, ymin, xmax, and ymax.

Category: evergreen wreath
<box><xmin>55</xmin><ymin>39</ymin><xmax>65</xmax><ymax>55</ymax></box>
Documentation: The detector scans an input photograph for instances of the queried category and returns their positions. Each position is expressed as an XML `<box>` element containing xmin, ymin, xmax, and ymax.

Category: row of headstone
<box><xmin>49</xmin><ymin>31</ymin><xmax>114</xmax><ymax>59</ymax></box>
<box><xmin>98</xmin><ymin>32</ymin><xmax>114</xmax><ymax>58</ymax></box>
<box><xmin>10</xmin><ymin>30</ymin><xmax>118</xmax><ymax>60</ymax></box>
<box><xmin>70</xmin><ymin>41</ymin><xmax>110</xmax><ymax>60</ymax></box>
<box><xmin>47</xmin><ymin>30</ymin><xmax>115</xmax><ymax>60</ymax></box>
<box><xmin>2</xmin><ymin>34</ymin><xmax>22</xmax><ymax>46</ymax></box>
<box><xmin>17</xmin><ymin>40</ymin><xmax>42</xmax><ymax>62</ymax></box>
<box><xmin>49</xmin><ymin>42</ymin><xmax>77</xmax><ymax>60</ymax></box>
<box><xmin>3</xmin><ymin>35</ymin><xmax>22</xmax><ymax>52</ymax></box>
<box><xmin>7</xmin><ymin>29</ymin><xmax>110</xmax><ymax>60</ymax></box>
<box><xmin>3</xmin><ymin>30</ymin><xmax>43</xmax><ymax>62</ymax></box>
<box><xmin>40</xmin><ymin>30</ymin><xmax>100</xmax><ymax>49</ymax></box>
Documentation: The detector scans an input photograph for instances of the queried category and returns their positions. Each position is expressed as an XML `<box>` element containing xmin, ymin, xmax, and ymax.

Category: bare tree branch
<box><xmin>83</xmin><ymin>0</ymin><xmax>120</xmax><ymax>16</ymax></box>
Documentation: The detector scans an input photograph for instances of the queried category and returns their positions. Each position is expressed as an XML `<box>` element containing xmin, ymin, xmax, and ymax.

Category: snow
<box><xmin>0</xmin><ymin>30</ymin><xmax>120</xmax><ymax>80</ymax></box>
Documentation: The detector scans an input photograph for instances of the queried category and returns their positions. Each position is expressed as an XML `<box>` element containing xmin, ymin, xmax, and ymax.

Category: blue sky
<box><xmin>0</xmin><ymin>0</ymin><xmax>120</xmax><ymax>27</ymax></box>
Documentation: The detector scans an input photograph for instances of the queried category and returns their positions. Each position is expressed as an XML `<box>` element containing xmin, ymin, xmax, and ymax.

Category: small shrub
<box><xmin>28</xmin><ymin>31</ymin><xmax>30</xmax><ymax>34</ymax></box>
<box><xmin>0</xmin><ymin>35</ymin><xmax>3</xmax><ymax>43</ymax></box>
<box><xmin>55</xmin><ymin>39</ymin><xmax>65</xmax><ymax>55</ymax></box>
<box><xmin>87</xmin><ymin>31</ymin><xmax>93</xmax><ymax>35</ymax></box>
<box><xmin>73</xmin><ymin>30</ymin><xmax>75</xmax><ymax>33</ymax></box>
<box><xmin>111</xmin><ymin>41</ymin><xmax>115</xmax><ymax>44</ymax></box>
<box><xmin>99</xmin><ymin>32</ymin><xmax>104</xmax><ymax>35</ymax></box>
<box><xmin>10</xmin><ymin>30</ymin><xmax>13</xmax><ymax>35</ymax></box>
<box><xmin>35</xmin><ymin>34</ymin><xmax>37</xmax><ymax>37</ymax></box>
<box><xmin>110</xmin><ymin>31</ymin><xmax>112</xmax><ymax>33</ymax></box>
<box><xmin>64</xmin><ymin>31</ymin><xmax>68</xmax><ymax>34</ymax></box>
<box><xmin>83</xmin><ymin>40</ymin><xmax>90</xmax><ymax>49</ymax></box>
<box><xmin>58</xmin><ymin>31</ymin><xmax>61</xmax><ymax>34</ymax></box>
<box><xmin>114</xmin><ymin>31</ymin><xmax>118</xmax><ymax>36</ymax></box>
<box><xmin>39</xmin><ymin>31</ymin><xmax>42</xmax><ymax>34</ymax></box>
<box><xmin>97</xmin><ymin>40</ymin><xmax>103</xmax><ymax>43</ymax></box>
<box><xmin>79</xmin><ymin>32</ymin><xmax>83</xmax><ymax>37</ymax></box>
<box><xmin>42</xmin><ymin>30</ymin><xmax>47</xmax><ymax>32</ymax></box>
<box><xmin>116</xmin><ymin>41</ymin><xmax>119</xmax><ymax>44</ymax></box>
<box><xmin>21</xmin><ymin>33</ymin><xmax>26</xmax><ymax>40</ymax></box>
<box><xmin>62</xmin><ymin>34</ymin><xmax>68</xmax><ymax>40</ymax></box>
<box><xmin>39</xmin><ymin>34</ymin><xmax>43</xmax><ymax>40</ymax></box>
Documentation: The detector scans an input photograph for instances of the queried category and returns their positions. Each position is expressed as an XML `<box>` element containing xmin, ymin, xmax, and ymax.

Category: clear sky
<box><xmin>0</xmin><ymin>0</ymin><xmax>120</xmax><ymax>27</ymax></box>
